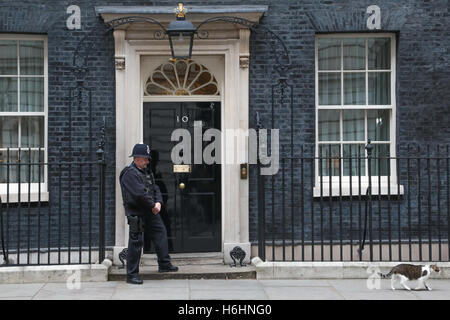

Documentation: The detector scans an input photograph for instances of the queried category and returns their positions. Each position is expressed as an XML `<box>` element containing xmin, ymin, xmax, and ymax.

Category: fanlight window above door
<box><xmin>145</xmin><ymin>60</ymin><xmax>220</xmax><ymax>96</ymax></box>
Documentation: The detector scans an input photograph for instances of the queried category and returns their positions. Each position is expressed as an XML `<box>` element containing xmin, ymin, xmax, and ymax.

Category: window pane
<box><xmin>19</xmin><ymin>150</ymin><xmax>44</xmax><ymax>183</ymax></box>
<box><xmin>0</xmin><ymin>117</ymin><xmax>18</xmax><ymax>148</ymax></box>
<box><xmin>368</xmin><ymin>72</ymin><xmax>390</xmax><ymax>105</ymax></box>
<box><xmin>319</xmin><ymin>144</ymin><xmax>340</xmax><ymax>177</ymax></box>
<box><xmin>319</xmin><ymin>110</ymin><xmax>340</xmax><ymax>141</ymax></box>
<box><xmin>319</xmin><ymin>73</ymin><xmax>341</xmax><ymax>105</ymax></box>
<box><xmin>344</xmin><ymin>73</ymin><xmax>365</xmax><ymax>105</ymax></box>
<box><xmin>0</xmin><ymin>149</ymin><xmax>44</xmax><ymax>183</ymax></box>
<box><xmin>343</xmin><ymin>38</ymin><xmax>365</xmax><ymax>70</ymax></box>
<box><xmin>21</xmin><ymin>117</ymin><xmax>44</xmax><ymax>148</ymax></box>
<box><xmin>368</xmin><ymin>110</ymin><xmax>390</xmax><ymax>141</ymax></box>
<box><xmin>20</xmin><ymin>41</ymin><xmax>44</xmax><ymax>75</ymax></box>
<box><xmin>368</xmin><ymin>38</ymin><xmax>391</xmax><ymax>70</ymax></box>
<box><xmin>0</xmin><ymin>77</ymin><xmax>18</xmax><ymax>112</ymax></box>
<box><xmin>318</xmin><ymin>39</ymin><xmax>341</xmax><ymax>70</ymax></box>
<box><xmin>370</xmin><ymin>144</ymin><xmax>390</xmax><ymax>176</ymax></box>
<box><xmin>20</xmin><ymin>77</ymin><xmax>44</xmax><ymax>112</ymax></box>
<box><xmin>343</xmin><ymin>110</ymin><xmax>365</xmax><ymax>141</ymax></box>
<box><xmin>0</xmin><ymin>40</ymin><xmax>17</xmax><ymax>75</ymax></box>
<box><xmin>343</xmin><ymin>144</ymin><xmax>366</xmax><ymax>176</ymax></box>
<box><xmin>0</xmin><ymin>150</ymin><xmax>18</xmax><ymax>183</ymax></box>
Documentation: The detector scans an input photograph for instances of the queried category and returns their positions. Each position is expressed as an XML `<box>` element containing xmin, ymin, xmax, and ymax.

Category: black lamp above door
<box><xmin>166</xmin><ymin>3</ymin><xmax>197</xmax><ymax>60</ymax></box>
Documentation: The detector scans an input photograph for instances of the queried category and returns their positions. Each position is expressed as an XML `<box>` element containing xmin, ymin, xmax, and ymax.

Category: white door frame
<box><xmin>112</xmin><ymin>31</ymin><xmax>252</xmax><ymax>264</ymax></box>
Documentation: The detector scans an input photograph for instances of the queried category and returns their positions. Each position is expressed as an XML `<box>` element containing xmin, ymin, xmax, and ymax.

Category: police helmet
<box><xmin>129</xmin><ymin>143</ymin><xmax>152</xmax><ymax>159</ymax></box>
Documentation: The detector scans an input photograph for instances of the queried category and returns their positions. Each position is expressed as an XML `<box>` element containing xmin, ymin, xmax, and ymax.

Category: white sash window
<box><xmin>314</xmin><ymin>34</ymin><xmax>401</xmax><ymax>196</ymax></box>
<box><xmin>0</xmin><ymin>35</ymin><xmax>47</xmax><ymax>201</ymax></box>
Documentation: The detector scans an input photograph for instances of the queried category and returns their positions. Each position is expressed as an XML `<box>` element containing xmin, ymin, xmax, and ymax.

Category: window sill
<box><xmin>0</xmin><ymin>192</ymin><xmax>49</xmax><ymax>203</ymax></box>
<box><xmin>313</xmin><ymin>184</ymin><xmax>404</xmax><ymax>198</ymax></box>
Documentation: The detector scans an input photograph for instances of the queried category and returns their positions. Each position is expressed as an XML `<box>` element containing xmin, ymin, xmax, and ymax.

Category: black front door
<box><xmin>143</xmin><ymin>102</ymin><xmax>221</xmax><ymax>253</ymax></box>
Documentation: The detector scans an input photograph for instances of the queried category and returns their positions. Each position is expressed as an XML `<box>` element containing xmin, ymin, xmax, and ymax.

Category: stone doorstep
<box><xmin>251</xmin><ymin>258</ymin><xmax>450</xmax><ymax>280</ymax></box>
<box><xmin>140</xmin><ymin>253</ymin><xmax>224</xmax><ymax>266</ymax></box>
<box><xmin>0</xmin><ymin>260</ymin><xmax>112</xmax><ymax>284</ymax></box>
<box><xmin>108</xmin><ymin>264</ymin><xmax>257</xmax><ymax>280</ymax></box>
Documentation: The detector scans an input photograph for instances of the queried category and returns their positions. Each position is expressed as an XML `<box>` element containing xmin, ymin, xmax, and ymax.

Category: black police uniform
<box><xmin>119</xmin><ymin>160</ymin><xmax>173</xmax><ymax>280</ymax></box>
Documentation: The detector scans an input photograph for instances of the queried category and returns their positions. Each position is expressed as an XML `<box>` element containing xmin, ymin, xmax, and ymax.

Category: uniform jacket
<box><xmin>119</xmin><ymin>162</ymin><xmax>163</xmax><ymax>217</ymax></box>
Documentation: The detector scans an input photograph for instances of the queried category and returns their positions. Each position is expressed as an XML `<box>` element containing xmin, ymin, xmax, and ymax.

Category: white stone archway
<box><xmin>96</xmin><ymin>5</ymin><xmax>267</xmax><ymax>264</ymax></box>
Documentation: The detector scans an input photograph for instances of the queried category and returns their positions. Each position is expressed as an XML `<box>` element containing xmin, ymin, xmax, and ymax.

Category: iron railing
<box><xmin>256</xmin><ymin>142</ymin><xmax>450</xmax><ymax>262</ymax></box>
<box><xmin>0</xmin><ymin>148</ymin><xmax>107</xmax><ymax>266</ymax></box>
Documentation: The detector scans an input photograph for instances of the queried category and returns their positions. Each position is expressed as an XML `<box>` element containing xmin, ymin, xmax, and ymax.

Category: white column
<box><xmin>113</xmin><ymin>29</ymin><xmax>127</xmax><ymax>265</ymax></box>
<box><xmin>238</xmin><ymin>28</ymin><xmax>250</xmax><ymax>245</ymax></box>
<box><xmin>223</xmin><ymin>30</ymin><xmax>251</xmax><ymax>265</ymax></box>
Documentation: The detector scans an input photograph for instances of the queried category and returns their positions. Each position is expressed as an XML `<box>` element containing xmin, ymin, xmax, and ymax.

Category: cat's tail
<box><xmin>378</xmin><ymin>269</ymin><xmax>394</xmax><ymax>278</ymax></box>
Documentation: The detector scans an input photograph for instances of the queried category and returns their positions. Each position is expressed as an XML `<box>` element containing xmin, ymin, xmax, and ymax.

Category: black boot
<box><xmin>158</xmin><ymin>264</ymin><xmax>179</xmax><ymax>273</ymax></box>
<box><xmin>126</xmin><ymin>276</ymin><xmax>144</xmax><ymax>284</ymax></box>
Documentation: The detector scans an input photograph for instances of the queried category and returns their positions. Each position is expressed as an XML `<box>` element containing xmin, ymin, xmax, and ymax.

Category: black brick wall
<box><xmin>0</xmin><ymin>0</ymin><xmax>449</xmax><ymax>255</ymax></box>
<box><xmin>246</xmin><ymin>0</ymin><xmax>450</xmax><ymax>246</ymax></box>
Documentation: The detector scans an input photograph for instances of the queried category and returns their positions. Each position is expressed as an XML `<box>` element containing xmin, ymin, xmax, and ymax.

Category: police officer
<box><xmin>119</xmin><ymin>143</ymin><xmax>178</xmax><ymax>285</ymax></box>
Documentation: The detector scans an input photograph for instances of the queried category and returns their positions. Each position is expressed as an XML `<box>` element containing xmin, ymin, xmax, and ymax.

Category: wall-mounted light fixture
<box><xmin>166</xmin><ymin>2</ymin><xmax>197</xmax><ymax>60</ymax></box>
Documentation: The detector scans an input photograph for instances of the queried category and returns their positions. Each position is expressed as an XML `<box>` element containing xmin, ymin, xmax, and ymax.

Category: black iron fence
<box><xmin>0</xmin><ymin>148</ymin><xmax>107</xmax><ymax>266</ymax></box>
<box><xmin>256</xmin><ymin>142</ymin><xmax>450</xmax><ymax>262</ymax></box>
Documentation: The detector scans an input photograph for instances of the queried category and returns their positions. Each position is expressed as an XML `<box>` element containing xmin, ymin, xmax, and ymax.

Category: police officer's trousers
<box><xmin>126</xmin><ymin>213</ymin><xmax>171</xmax><ymax>279</ymax></box>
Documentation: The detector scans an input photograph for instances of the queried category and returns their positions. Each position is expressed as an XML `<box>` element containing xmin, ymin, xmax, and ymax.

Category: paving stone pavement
<box><xmin>0</xmin><ymin>279</ymin><xmax>449</xmax><ymax>300</ymax></box>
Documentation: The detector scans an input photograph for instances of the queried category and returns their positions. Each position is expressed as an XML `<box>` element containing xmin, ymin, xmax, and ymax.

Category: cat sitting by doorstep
<box><xmin>379</xmin><ymin>264</ymin><xmax>440</xmax><ymax>291</ymax></box>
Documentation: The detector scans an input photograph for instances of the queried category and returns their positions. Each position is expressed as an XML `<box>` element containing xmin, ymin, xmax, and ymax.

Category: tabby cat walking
<box><xmin>379</xmin><ymin>264</ymin><xmax>440</xmax><ymax>291</ymax></box>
